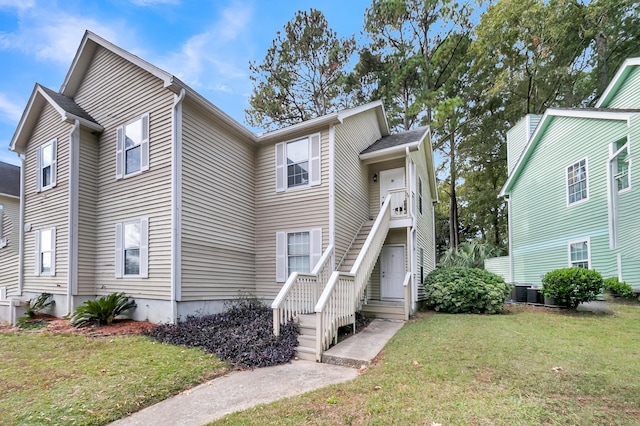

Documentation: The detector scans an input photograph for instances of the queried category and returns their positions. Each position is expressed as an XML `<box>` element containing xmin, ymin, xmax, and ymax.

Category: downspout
<box><xmin>406</xmin><ymin>146</ymin><xmax>415</xmax><ymax>310</ymax></box>
<box><xmin>328</xmin><ymin>124</ymin><xmax>335</xmax><ymax>268</ymax></box>
<box><xmin>67</xmin><ymin>120</ymin><xmax>80</xmax><ymax>316</ymax></box>
<box><xmin>17</xmin><ymin>153</ymin><xmax>25</xmax><ymax>296</ymax></box>
<box><xmin>171</xmin><ymin>88</ymin><xmax>186</xmax><ymax>324</ymax></box>
<box><xmin>506</xmin><ymin>196</ymin><xmax>514</xmax><ymax>284</ymax></box>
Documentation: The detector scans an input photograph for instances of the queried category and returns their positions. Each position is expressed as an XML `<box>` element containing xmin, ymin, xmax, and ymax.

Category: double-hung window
<box><xmin>115</xmin><ymin>218</ymin><xmax>148</xmax><ymax>278</ymax></box>
<box><xmin>36</xmin><ymin>140</ymin><xmax>57</xmax><ymax>192</ymax></box>
<box><xmin>568</xmin><ymin>239</ymin><xmax>590</xmax><ymax>269</ymax></box>
<box><xmin>34</xmin><ymin>227</ymin><xmax>56</xmax><ymax>276</ymax></box>
<box><xmin>116</xmin><ymin>114</ymin><xmax>150</xmax><ymax>179</ymax></box>
<box><xmin>611</xmin><ymin>138</ymin><xmax>630</xmax><ymax>192</ymax></box>
<box><xmin>567</xmin><ymin>158</ymin><xmax>588</xmax><ymax>205</ymax></box>
<box><xmin>275</xmin><ymin>228</ymin><xmax>322</xmax><ymax>282</ymax></box>
<box><xmin>275</xmin><ymin>133</ymin><xmax>321</xmax><ymax>192</ymax></box>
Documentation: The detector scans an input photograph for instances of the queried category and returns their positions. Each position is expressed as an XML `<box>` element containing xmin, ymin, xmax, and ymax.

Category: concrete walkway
<box><xmin>110</xmin><ymin>319</ymin><xmax>403</xmax><ymax>426</ymax></box>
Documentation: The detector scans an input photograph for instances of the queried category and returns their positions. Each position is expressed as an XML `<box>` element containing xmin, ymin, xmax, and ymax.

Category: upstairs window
<box><xmin>275</xmin><ymin>133</ymin><xmax>321</xmax><ymax>192</ymax></box>
<box><xmin>34</xmin><ymin>227</ymin><xmax>56</xmax><ymax>276</ymax></box>
<box><xmin>36</xmin><ymin>140</ymin><xmax>57</xmax><ymax>192</ymax></box>
<box><xmin>115</xmin><ymin>218</ymin><xmax>149</xmax><ymax>278</ymax></box>
<box><xmin>116</xmin><ymin>114</ymin><xmax>149</xmax><ymax>179</ymax></box>
<box><xmin>611</xmin><ymin>138</ymin><xmax>630</xmax><ymax>192</ymax></box>
<box><xmin>567</xmin><ymin>158</ymin><xmax>588</xmax><ymax>205</ymax></box>
<box><xmin>568</xmin><ymin>239</ymin><xmax>590</xmax><ymax>269</ymax></box>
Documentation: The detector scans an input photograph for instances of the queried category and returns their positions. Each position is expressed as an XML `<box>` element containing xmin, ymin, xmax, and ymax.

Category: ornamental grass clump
<box><xmin>70</xmin><ymin>292</ymin><xmax>137</xmax><ymax>327</ymax></box>
<box><xmin>424</xmin><ymin>267</ymin><xmax>510</xmax><ymax>314</ymax></box>
<box><xmin>541</xmin><ymin>267</ymin><xmax>603</xmax><ymax>308</ymax></box>
<box><xmin>144</xmin><ymin>296</ymin><xmax>299</xmax><ymax>368</ymax></box>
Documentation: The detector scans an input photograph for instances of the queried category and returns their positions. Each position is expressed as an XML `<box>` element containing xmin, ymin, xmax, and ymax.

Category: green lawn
<box><xmin>0</xmin><ymin>333</ymin><xmax>227</xmax><ymax>425</ymax></box>
<box><xmin>214</xmin><ymin>303</ymin><xmax>640</xmax><ymax>425</ymax></box>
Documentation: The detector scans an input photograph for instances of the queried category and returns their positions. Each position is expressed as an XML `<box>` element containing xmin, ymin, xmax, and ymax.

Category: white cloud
<box><xmin>0</xmin><ymin>93</ymin><xmax>23</xmax><ymax>123</ymax></box>
<box><xmin>155</xmin><ymin>1</ymin><xmax>253</xmax><ymax>93</ymax></box>
<box><xmin>130</xmin><ymin>0</ymin><xmax>179</xmax><ymax>5</ymax></box>
<box><xmin>0</xmin><ymin>5</ymin><xmax>132</xmax><ymax>64</ymax></box>
<box><xmin>0</xmin><ymin>0</ymin><xmax>34</xmax><ymax>9</ymax></box>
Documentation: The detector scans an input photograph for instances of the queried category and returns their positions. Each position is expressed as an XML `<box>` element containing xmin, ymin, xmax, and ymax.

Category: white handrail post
<box><xmin>273</xmin><ymin>308</ymin><xmax>280</xmax><ymax>336</ymax></box>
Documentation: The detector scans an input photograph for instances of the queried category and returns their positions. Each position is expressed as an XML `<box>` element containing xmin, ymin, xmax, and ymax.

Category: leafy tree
<box><xmin>439</xmin><ymin>241</ymin><xmax>503</xmax><ymax>269</ymax></box>
<box><xmin>245</xmin><ymin>9</ymin><xmax>357</xmax><ymax>130</ymax></box>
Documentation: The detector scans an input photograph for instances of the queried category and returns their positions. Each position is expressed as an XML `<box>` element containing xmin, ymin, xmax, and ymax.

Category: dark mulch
<box><xmin>144</xmin><ymin>298</ymin><xmax>299</xmax><ymax>368</ymax></box>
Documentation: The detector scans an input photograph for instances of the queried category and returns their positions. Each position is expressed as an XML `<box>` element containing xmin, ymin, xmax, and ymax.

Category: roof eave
<box><xmin>596</xmin><ymin>57</ymin><xmax>640</xmax><ymax>108</ymax></box>
<box><xmin>256</xmin><ymin>114</ymin><xmax>341</xmax><ymax>143</ymax></box>
<box><xmin>501</xmin><ymin>108</ymin><xmax>637</xmax><ymax>195</ymax></box>
<box><xmin>359</xmin><ymin>141</ymin><xmax>420</xmax><ymax>163</ymax></box>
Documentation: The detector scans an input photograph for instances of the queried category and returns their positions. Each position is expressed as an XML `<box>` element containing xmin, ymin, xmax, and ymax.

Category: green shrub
<box><xmin>24</xmin><ymin>293</ymin><xmax>55</xmax><ymax>318</ymax></box>
<box><xmin>603</xmin><ymin>277</ymin><xmax>635</xmax><ymax>299</ymax></box>
<box><xmin>70</xmin><ymin>293</ymin><xmax>136</xmax><ymax>328</ymax></box>
<box><xmin>541</xmin><ymin>268</ymin><xmax>603</xmax><ymax>308</ymax></box>
<box><xmin>424</xmin><ymin>267</ymin><xmax>510</xmax><ymax>314</ymax></box>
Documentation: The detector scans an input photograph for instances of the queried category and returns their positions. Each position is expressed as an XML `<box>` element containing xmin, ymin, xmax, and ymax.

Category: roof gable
<box><xmin>10</xmin><ymin>84</ymin><xmax>103</xmax><ymax>154</ymax></box>
<box><xmin>596</xmin><ymin>57</ymin><xmax>640</xmax><ymax>108</ymax></box>
<box><xmin>500</xmin><ymin>108</ymin><xmax>636</xmax><ymax>196</ymax></box>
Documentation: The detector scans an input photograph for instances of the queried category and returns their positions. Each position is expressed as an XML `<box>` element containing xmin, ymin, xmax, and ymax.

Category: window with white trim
<box><xmin>275</xmin><ymin>133</ymin><xmax>321</xmax><ymax>192</ymax></box>
<box><xmin>35</xmin><ymin>227</ymin><xmax>56</xmax><ymax>276</ymax></box>
<box><xmin>275</xmin><ymin>228</ymin><xmax>322</xmax><ymax>282</ymax></box>
<box><xmin>418</xmin><ymin>177</ymin><xmax>423</xmax><ymax>215</ymax></box>
<box><xmin>567</xmin><ymin>158</ymin><xmax>588</xmax><ymax>205</ymax></box>
<box><xmin>36</xmin><ymin>140</ymin><xmax>57</xmax><ymax>192</ymax></box>
<box><xmin>568</xmin><ymin>240</ymin><xmax>590</xmax><ymax>269</ymax></box>
<box><xmin>611</xmin><ymin>138</ymin><xmax>630</xmax><ymax>192</ymax></box>
<box><xmin>0</xmin><ymin>205</ymin><xmax>5</xmax><ymax>248</ymax></box>
<box><xmin>115</xmin><ymin>218</ymin><xmax>149</xmax><ymax>278</ymax></box>
<box><xmin>116</xmin><ymin>114</ymin><xmax>149</xmax><ymax>179</ymax></box>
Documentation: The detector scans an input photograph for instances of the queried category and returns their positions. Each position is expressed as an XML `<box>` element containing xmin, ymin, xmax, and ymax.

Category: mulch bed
<box><xmin>0</xmin><ymin>314</ymin><xmax>153</xmax><ymax>336</ymax></box>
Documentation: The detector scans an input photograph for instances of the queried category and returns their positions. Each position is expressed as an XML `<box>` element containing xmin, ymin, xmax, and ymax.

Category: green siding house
<box><xmin>499</xmin><ymin>57</ymin><xmax>640</xmax><ymax>292</ymax></box>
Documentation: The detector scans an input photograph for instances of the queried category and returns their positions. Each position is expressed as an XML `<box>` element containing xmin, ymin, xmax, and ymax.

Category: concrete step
<box><xmin>321</xmin><ymin>319</ymin><xmax>404</xmax><ymax>368</ymax></box>
<box><xmin>295</xmin><ymin>346</ymin><xmax>316</xmax><ymax>361</ymax></box>
<box><xmin>361</xmin><ymin>304</ymin><xmax>406</xmax><ymax>321</ymax></box>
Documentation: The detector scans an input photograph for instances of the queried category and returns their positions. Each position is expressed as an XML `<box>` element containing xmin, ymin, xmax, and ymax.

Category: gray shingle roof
<box><xmin>0</xmin><ymin>161</ymin><xmax>20</xmax><ymax>197</ymax></box>
<box><xmin>361</xmin><ymin>126</ymin><xmax>428</xmax><ymax>155</ymax></box>
<box><xmin>39</xmin><ymin>85</ymin><xmax>99</xmax><ymax>124</ymax></box>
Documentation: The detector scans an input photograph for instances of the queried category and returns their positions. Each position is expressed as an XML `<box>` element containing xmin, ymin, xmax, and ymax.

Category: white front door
<box><xmin>379</xmin><ymin>167</ymin><xmax>406</xmax><ymax>214</ymax></box>
<box><xmin>380</xmin><ymin>245</ymin><xmax>405</xmax><ymax>300</ymax></box>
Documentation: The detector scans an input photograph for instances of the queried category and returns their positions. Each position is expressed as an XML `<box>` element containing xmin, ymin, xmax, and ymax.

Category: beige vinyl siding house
<box><xmin>0</xmin><ymin>162</ymin><xmax>20</xmax><ymax>302</ymax></box>
<box><xmin>3</xmin><ymin>31</ymin><xmax>437</xmax><ymax>341</ymax></box>
<box><xmin>180</xmin><ymin>98</ymin><xmax>256</xmax><ymax>303</ymax></box>
<box><xmin>255</xmin><ymin>128</ymin><xmax>330</xmax><ymax>299</ymax></box>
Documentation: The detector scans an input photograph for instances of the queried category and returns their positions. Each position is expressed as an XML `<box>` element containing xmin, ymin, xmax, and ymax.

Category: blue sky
<box><xmin>0</xmin><ymin>0</ymin><xmax>372</xmax><ymax>166</ymax></box>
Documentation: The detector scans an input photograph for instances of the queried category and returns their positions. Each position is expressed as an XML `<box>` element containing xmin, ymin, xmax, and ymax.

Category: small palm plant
<box><xmin>25</xmin><ymin>293</ymin><xmax>55</xmax><ymax>318</ymax></box>
<box><xmin>70</xmin><ymin>292</ymin><xmax>137</xmax><ymax>328</ymax></box>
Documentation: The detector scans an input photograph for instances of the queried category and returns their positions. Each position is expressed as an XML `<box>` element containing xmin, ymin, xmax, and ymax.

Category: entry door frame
<box><xmin>380</xmin><ymin>244</ymin><xmax>406</xmax><ymax>300</ymax></box>
<box><xmin>379</xmin><ymin>167</ymin><xmax>405</xmax><ymax>208</ymax></box>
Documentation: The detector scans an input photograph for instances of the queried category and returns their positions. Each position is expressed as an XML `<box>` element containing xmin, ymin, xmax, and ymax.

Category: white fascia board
<box><xmin>256</xmin><ymin>114</ymin><xmax>341</xmax><ymax>143</ymax></box>
<box><xmin>499</xmin><ymin>108</ymin><xmax>636</xmax><ymax>197</ymax></box>
<box><xmin>596</xmin><ymin>57</ymin><xmax>640</xmax><ymax>108</ymax></box>
<box><xmin>337</xmin><ymin>100</ymin><xmax>390</xmax><ymax>137</ymax></box>
<box><xmin>0</xmin><ymin>193</ymin><xmax>20</xmax><ymax>200</ymax></box>
<box><xmin>359</xmin><ymin>141</ymin><xmax>420</xmax><ymax>163</ymax></box>
<box><xmin>9</xmin><ymin>84</ymin><xmax>40</xmax><ymax>153</ymax></box>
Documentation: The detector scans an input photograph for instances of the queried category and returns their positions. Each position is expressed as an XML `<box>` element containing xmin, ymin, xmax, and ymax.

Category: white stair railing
<box><xmin>314</xmin><ymin>195</ymin><xmax>392</xmax><ymax>361</ymax></box>
<box><xmin>272</xmin><ymin>244</ymin><xmax>334</xmax><ymax>336</ymax></box>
